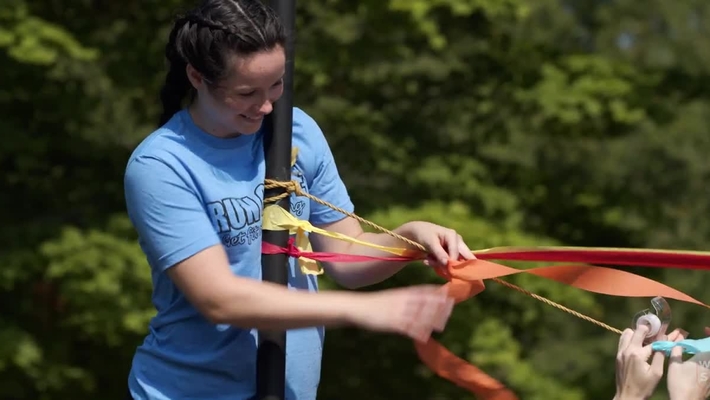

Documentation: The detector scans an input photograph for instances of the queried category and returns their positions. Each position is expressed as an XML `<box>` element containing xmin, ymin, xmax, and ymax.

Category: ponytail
<box><xmin>158</xmin><ymin>18</ymin><xmax>192</xmax><ymax>126</ymax></box>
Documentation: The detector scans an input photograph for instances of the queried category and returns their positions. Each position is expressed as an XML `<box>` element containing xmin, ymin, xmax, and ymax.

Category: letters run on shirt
<box><xmin>206</xmin><ymin>183</ymin><xmax>264</xmax><ymax>248</ymax></box>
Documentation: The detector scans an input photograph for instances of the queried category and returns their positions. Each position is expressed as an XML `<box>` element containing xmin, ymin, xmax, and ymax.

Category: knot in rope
<box><xmin>264</xmin><ymin>179</ymin><xmax>305</xmax><ymax>203</ymax></box>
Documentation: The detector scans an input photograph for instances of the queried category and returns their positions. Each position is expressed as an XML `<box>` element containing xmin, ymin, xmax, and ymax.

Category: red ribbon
<box><xmin>261</xmin><ymin>238</ymin><xmax>419</xmax><ymax>263</ymax></box>
<box><xmin>474</xmin><ymin>247</ymin><xmax>710</xmax><ymax>270</ymax></box>
<box><xmin>262</xmin><ymin>238</ymin><xmax>710</xmax><ymax>272</ymax></box>
<box><xmin>262</xmin><ymin>242</ymin><xmax>710</xmax><ymax>271</ymax></box>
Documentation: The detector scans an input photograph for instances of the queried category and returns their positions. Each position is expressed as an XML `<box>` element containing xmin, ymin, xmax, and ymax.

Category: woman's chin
<box><xmin>235</xmin><ymin>115</ymin><xmax>264</xmax><ymax>134</ymax></box>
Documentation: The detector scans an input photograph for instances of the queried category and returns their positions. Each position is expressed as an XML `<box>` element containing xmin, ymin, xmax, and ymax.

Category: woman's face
<box><xmin>191</xmin><ymin>45</ymin><xmax>285</xmax><ymax>136</ymax></box>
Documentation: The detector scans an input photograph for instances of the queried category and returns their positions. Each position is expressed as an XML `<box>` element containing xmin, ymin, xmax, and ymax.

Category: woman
<box><xmin>123</xmin><ymin>0</ymin><xmax>475</xmax><ymax>399</ymax></box>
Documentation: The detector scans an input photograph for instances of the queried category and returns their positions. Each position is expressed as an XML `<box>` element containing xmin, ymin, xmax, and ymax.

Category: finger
<box><xmin>407</xmin><ymin>324</ymin><xmax>429</xmax><ymax>343</ymax></box>
<box><xmin>619</xmin><ymin>328</ymin><xmax>634</xmax><ymax>351</ymax></box>
<box><xmin>403</xmin><ymin>295</ymin><xmax>428</xmax><ymax>342</ymax></box>
<box><xmin>412</xmin><ymin>291</ymin><xmax>449</xmax><ymax>341</ymax></box>
<box><xmin>435</xmin><ymin>286</ymin><xmax>456</xmax><ymax>332</ymax></box>
<box><xmin>429</xmin><ymin>286</ymin><xmax>453</xmax><ymax>326</ymax></box>
<box><xmin>398</xmin><ymin>287</ymin><xmax>437</xmax><ymax>341</ymax></box>
<box><xmin>630</xmin><ymin>324</ymin><xmax>650</xmax><ymax>348</ymax></box>
<box><xmin>649</xmin><ymin>350</ymin><xmax>665</xmax><ymax>377</ymax></box>
<box><xmin>426</xmin><ymin>255</ymin><xmax>451</xmax><ymax>279</ymax></box>
<box><xmin>434</xmin><ymin>297</ymin><xmax>455</xmax><ymax>332</ymax></box>
<box><xmin>414</xmin><ymin>299</ymin><xmax>439</xmax><ymax>340</ymax></box>
<box><xmin>444</xmin><ymin>230</ymin><xmax>460</xmax><ymax>263</ymax></box>
<box><xmin>668</xmin><ymin>345</ymin><xmax>683</xmax><ymax>372</ymax></box>
<box><xmin>457</xmin><ymin>236</ymin><xmax>476</xmax><ymax>260</ymax></box>
<box><xmin>428</xmin><ymin>242</ymin><xmax>451</xmax><ymax>267</ymax></box>
<box><xmin>705</xmin><ymin>326</ymin><xmax>710</xmax><ymax>337</ymax></box>
<box><xmin>667</xmin><ymin>328</ymin><xmax>689</xmax><ymax>342</ymax></box>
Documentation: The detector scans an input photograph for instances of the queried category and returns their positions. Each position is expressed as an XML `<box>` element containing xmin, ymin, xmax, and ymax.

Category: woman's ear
<box><xmin>185</xmin><ymin>64</ymin><xmax>204</xmax><ymax>90</ymax></box>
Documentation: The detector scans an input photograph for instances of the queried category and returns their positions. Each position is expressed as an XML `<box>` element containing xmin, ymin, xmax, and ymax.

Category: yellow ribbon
<box><xmin>291</xmin><ymin>147</ymin><xmax>298</xmax><ymax>167</ymax></box>
<box><xmin>262</xmin><ymin>205</ymin><xmax>413</xmax><ymax>275</ymax></box>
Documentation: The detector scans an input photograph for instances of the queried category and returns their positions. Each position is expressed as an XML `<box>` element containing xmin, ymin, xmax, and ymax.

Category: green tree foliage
<box><xmin>2</xmin><ymin>0</ymin><xmax>710</xmax><ymax>399</ymax></box>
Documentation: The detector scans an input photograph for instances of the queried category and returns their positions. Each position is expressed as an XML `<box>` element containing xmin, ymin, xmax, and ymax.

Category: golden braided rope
<box><xmin>264</xmin><ymin>179</ymin><xmax>623</xmax><ymax>335</ymax></box>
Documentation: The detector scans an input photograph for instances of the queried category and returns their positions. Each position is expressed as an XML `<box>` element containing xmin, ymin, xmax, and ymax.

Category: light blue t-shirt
<box><xmin>123</xmin><ymin>107</ymin><xmax>354</xmax><ymax>400</ymax></box>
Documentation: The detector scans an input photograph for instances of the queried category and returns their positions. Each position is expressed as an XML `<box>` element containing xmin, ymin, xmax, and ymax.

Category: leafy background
<box><xmin>2</xmin><ymin>0</ymin><xmax>710</xmax><ymax>399</ymax></box>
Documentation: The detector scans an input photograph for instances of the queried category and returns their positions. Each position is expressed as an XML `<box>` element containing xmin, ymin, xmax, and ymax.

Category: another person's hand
<box><xmin>666</xmin><ymin>327</ymin><xmax>710</xmax><ymax>400</ymax></box>
<box><xmin>667</xmin><ymin>345</ymin><xmax>710</xmax><ymax>400</ymax></box>
<box><xmin>350</xmin><ymin>284</ymin><xmax>454</xmax><ymax>342</ymax></box>
<box><xmin>397</xmin><ymin>222</ymin><xmax>475</xmax><ymax>269</ymax></box>
<box><xmin>614</xmin><ymin>325</ymin><xmax>665</xmax><ymax>400</ymax></box>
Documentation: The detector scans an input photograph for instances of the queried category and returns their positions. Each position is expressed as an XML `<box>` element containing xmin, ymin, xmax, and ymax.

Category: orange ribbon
<box><xmin>414</xmin><ymin>258</ymin><xmax>710</xmax><ymax>399</ymax></box>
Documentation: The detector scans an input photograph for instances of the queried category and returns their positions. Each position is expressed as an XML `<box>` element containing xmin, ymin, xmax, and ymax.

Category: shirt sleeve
<box><xmin>297</xmin><ymin>112</ymin><xmax>355</xmax><ymax>226</ymax></box>
<box><xmin>124</xmin><ymin>155</ymin><xmax>221</xmax><ymax>272</ymax></box>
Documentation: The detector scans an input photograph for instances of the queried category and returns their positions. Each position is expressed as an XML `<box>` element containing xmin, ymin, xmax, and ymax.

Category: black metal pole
<box><xmin>257</xmin><ymin>1</ymin><xmax>295</xmax><ymax>400</ymax></box>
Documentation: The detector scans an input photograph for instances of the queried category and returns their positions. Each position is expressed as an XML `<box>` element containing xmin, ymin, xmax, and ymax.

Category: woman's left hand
<box><xmin>398</xmin><ymin>221</ymin><xmax>476</xmax><ymax>269</ymax></box>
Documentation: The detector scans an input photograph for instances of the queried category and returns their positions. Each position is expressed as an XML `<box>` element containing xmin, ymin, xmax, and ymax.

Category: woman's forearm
<box><xmin>208</xmin><ymin>275</ymin><xmax>361</xmax><ymax>330</ymax></box>
<box><xmin>167</xmin><ymin>244</ymin><xmax>367</xmax><ymax>330</ymax></box>
<box><xmin>321</xmin><ymin>228</ymin><xmax>419</xmax><ymax>289</ymax></box>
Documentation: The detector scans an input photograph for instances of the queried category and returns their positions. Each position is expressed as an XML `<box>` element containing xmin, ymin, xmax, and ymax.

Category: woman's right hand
<box><xmin>350</xmin><ymin>285</ymin><xmax>454</xmax><ymax>342</ymax></box>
